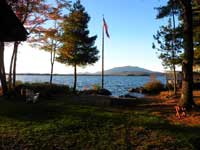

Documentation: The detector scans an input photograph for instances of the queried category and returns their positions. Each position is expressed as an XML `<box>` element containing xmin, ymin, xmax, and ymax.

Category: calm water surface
<box><xmin>16</xmin><ymin>75</ymin><xmax>166</xmax><ymax>96</ymax></box>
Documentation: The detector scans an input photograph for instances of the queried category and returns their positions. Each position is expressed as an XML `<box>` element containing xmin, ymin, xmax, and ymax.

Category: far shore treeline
<box><xmin>10</xmin><ymin>66</ymin><xmax>164</xmax><ymax>76</ymax></box>
<box><xmin>11</xmin><ymin>73</ymin><xmax>164</xmax><ymax>76</ymax></box>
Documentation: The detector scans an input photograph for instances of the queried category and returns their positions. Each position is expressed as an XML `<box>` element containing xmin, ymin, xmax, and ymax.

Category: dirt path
<box><xmin>141</xmin><ymin>91</ymin><xmax>200</xmax><ymax>127</ymax></box>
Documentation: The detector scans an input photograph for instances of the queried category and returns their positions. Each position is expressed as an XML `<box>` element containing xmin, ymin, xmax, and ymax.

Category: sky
<box><xmin>5</xmin><ymin>0</ymin><xmax>169</xmax><ymax>74</ymax></box>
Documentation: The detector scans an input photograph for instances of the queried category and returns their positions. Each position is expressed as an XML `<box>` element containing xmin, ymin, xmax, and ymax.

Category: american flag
<box><xmin>103</xmin><ymin>17</ymin><xmax>110</xmax><ymax>38</ymax></box>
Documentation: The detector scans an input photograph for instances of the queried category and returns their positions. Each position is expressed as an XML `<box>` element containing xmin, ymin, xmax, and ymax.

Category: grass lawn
<box><xmin>0</xmin><ymin>96</ymin><xmax>199</xmax><ymax>150</ymax></box>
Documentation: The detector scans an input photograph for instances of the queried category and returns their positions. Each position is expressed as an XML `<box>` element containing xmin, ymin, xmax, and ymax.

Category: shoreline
<box><xmin>11</xmin><ymin>73</ymin><xmax>165</xmax><ymax>76</ymax></box>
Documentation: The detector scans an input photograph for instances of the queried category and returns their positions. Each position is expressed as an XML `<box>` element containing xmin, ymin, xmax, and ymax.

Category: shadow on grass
<box><xmin>146</xmin><ymin>120</ymin><xmax>200</xmax><ymax>149</ymax></box>
<box><xmin>0</xmin><ymin>98</ymin><xmax>66</xmax><ymax>121</ymax></box>
<box><xmin>0</xmin><ymin>96</ymin><xmax>126</xmax><ymax>128</ymax></box>
<box><xmin>0</xmin><ymin>96</ymin><xmax>200</xmax><ymax>149</ymax></box>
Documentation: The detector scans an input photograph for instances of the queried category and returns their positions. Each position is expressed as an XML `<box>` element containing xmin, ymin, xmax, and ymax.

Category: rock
<box><xmin>79</xmin><ymin>88</ymin><xmax>112</xmax><ymax>96</ymax></box>
<box><xmin>128</xmin><ymin>87</ymin><xmax>146</xmax><ymax>94</ymax></box>
<box><xmin>138</xmin><ymin>87</ymin><xmax>146</xmax><ymax>93</ymax></box>
<box><xmin>97</xmin><ymin>88</ymin><xmax>112</xmax><ymax>96</ymax></box>
<box><xmin>128</xmin><ymin>88</ymin><xmax>136</xmax><ymax>92</ymax></box>
<box><xmin>119</xmin><ymin>94</ymin><xmax>137</xmax><ymax>98</ymax></box>
<box><xmin>78</xmin><ymin>90</ymin><xmax>98</xmax><ymax>95</ymax></box>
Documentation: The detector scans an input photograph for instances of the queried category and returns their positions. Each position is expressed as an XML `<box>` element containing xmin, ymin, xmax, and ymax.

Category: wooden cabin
<box><xmin>0</xmin><ymin>0</ymin><xmax>27</xmax><ymax>41</ymax></box>
<box><xmin>0</xmin><ymin>0</ymin><xmax>27</xmax><ymax>95</ymax></box>
<box><xmin>166</xmin><ymin>71</ymin><xmax>200</xmax><ymax>89</ymax></box>
<box><xmin>166</xmin><ymin>71</ymin><xmax>182</xmax><ymax>88</ymax></box>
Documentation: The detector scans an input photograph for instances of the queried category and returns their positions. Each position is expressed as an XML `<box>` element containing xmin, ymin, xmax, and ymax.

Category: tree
<box><xmin>178</xmin><ymin>0</ymin><xmax>195</xmax><ymax>108</ymax></box>
<box><xmin>153</xmin><ymin>18</ymin><xmax>183</xmax><ymax>95</ymax></box>
<box><xmin>57</xmin><ymin>0</ymin><xmax>99</xmax><ymax>92</ymax></box>
<box><xmin>155</xmin><ymin>0</ymin><xmax>196</xmax><ymax>108</ymax></box>
<box><xmin>32</xmin><ymin>0</ymin><xmax>70</xmax><ymax>85</ymax></box>
<box><xmin>154</xmin><ymin>0</ymin><xmax>183</xmax><ymax>95</ymax></box>
<box><xmin>192</xmin><ymin>1</ymin><xmax>200</xmax><ymax>67</ymax></box>
<box><xmin>7</xmin><ymin>0</ymin><xmax>50</xmax><ymax>89</ymax></box>
<box><xmin>0</xmin><ymin>42</ymin><xmax>8</xmax><ymax>95</ymax></box>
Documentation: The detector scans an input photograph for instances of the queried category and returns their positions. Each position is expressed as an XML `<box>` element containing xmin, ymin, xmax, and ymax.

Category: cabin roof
<box><xmin>0</xmin><ymin>0</ymin><xmax>28</xmax><ymax>42</ymax></box>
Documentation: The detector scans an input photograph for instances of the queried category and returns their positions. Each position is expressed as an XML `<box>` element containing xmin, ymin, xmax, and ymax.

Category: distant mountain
<box><xmin>105</xmin><ymin>66</ymin><xmax>153</xmax><ymax>74</ymax></box>
<box><xmin>96</xmin><ymin>66</ymin><xmax>162</xmax><ymax>76</ymax></box>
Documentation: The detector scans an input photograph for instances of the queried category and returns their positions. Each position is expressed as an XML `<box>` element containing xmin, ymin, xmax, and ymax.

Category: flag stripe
<box><xmin>103</xmin><ymin>18</ymin><xmax>110</xmax><ymax>38</ymax></box>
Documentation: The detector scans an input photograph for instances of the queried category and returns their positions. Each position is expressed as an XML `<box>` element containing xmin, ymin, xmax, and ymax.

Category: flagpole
<box><xmin>102</xmin><ymin>17</ymin><xmax>105</xmax><ymax>89</ymax></box>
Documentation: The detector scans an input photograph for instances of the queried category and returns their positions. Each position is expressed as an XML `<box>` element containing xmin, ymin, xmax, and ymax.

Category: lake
<box><xmin>16</xmin><ymin>75</ymin><xmax>166</xmax><ymax>96</ymax></box>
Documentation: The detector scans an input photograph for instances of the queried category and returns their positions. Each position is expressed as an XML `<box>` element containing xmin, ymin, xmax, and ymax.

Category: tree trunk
<box><xmin>8</xmin><ymin>42</ymin><xmax>18</xmax><ymax>90</ymax></box>
<box><xmin>171</xmin><ymin>3</ymin><xmax>177</xmax><ymax>96</ymax></box>
<box><xmin>12</xmin><ymin>42</ymin><xmax>19</xmax><ymax>88</ymax></box>
<box><xmin>50</xmin><ymin>62</ymin><xmax>53</xmax><ymax>85</ymax></box>
<box><xmin>8</xmin><ymin>48</ymin><xmax>14</xmax><ymax>90</ymax></box>
<box><xmin>73</xmin><ymin>64</ymin><xmax>77</xmax><ymax>92</ymax></box>
<box><xmin>179</xmin><ymin>0</ymin><xmax>195</xmax><ymax>108</ymax></box>
<box><xmin>50</xmin><ymin>45</ymin><xmax>56</xmax><ymax>85</ymax></box>
<box><xmin>172</xmin><ymin>64</ymin><xmax>177</xmax><ymax>95</ymax></box>
<box><xmin>50</xmin><ymin>46</ymin><xmax>53</xmax><ymax>85</ymax></box>
<box><xmin>0</xmin><ymin>42</ymin><xmax>8</xmax><ymax>95</ymax></box>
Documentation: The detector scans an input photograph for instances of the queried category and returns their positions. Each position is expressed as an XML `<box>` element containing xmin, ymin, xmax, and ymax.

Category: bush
<box><xmin>15</xmin><ymin>80</ymin><xmax>23</xmax><ymax>86</ymax></box>
<box><xmin>143</xmin><ymin>80</ymin><xmax>164</xmax><ymax>94</ymax></box>
<box><xmin>15</xmin><ymin>83</ymin><xmax>72</xmax><ymax>98</ymax></box>
<box><xmin>92</xmin><ymin>84</ymin><xmax>101</xmax><ymax>91</ymax></box>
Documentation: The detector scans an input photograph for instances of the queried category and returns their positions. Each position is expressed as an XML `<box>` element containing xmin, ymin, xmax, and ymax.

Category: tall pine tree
<box><xmin>192</xmin><ymin>1</ymin><xmax>200</xmax><ymax>68</ymax></box>
<box><xmin>57</xmin><ymin>0</ymin><xmax>99</xmax><ymax>92</ymax></box>
<box><xmin>155</xmin><ymin>0</ymin><xmax>197</xmax><ymax>108</ymax></box>
<box><xmin>153</xmin><ymin>18</ymin><xmax>183</xmax><ymax>95</ymax></box>
<box><xmin>178</xmin><ymin>0</ymin><xmax>195</xmax><ymax>108</ymax></box>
